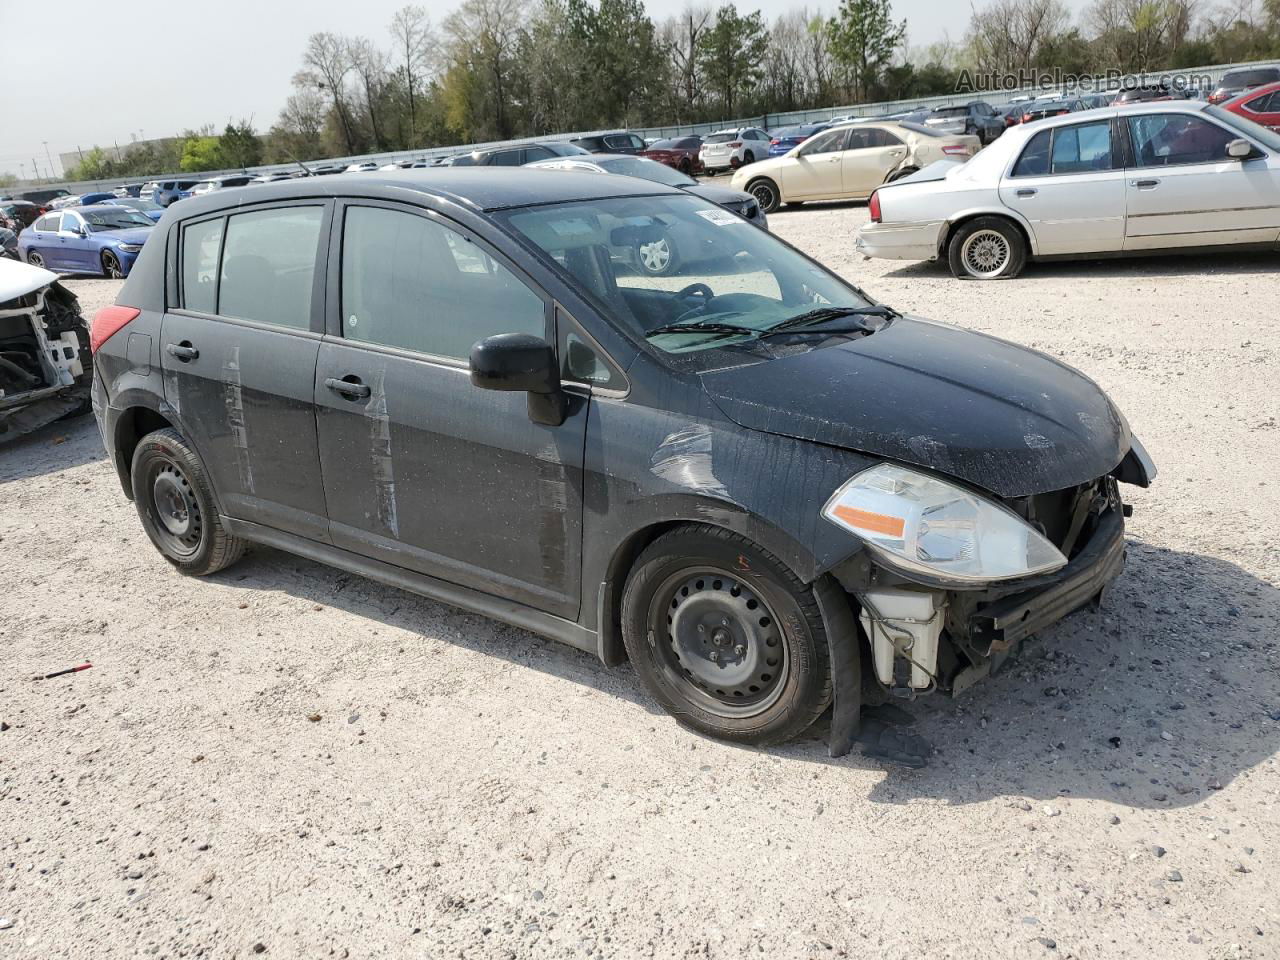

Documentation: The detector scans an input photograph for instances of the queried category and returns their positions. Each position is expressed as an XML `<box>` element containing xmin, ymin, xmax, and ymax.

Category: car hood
<box><xmin>699</xmin><ymin>316</ymin><xmax>1130</xmax><ymax>498</ymax></box>
<box><xmin>102</xmin><ymin>227</ymin><xmax>153</xmax><ymax>245</ymax></box>
<box><xmin>0</xmin><ymin>257</ymin><xmax>58</xmax><ymax>302</ymax></box>
<box><xmin>682</xmin><ymin>182</ymin><xmax>755</xmax><ymax>207</ymax></box>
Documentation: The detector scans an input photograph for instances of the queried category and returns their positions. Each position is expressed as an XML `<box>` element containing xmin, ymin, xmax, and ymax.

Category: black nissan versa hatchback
<box><xmin>90</xmin><ymin>170</ymin><xmax>1155</xmax><ymax>765</ymax></box>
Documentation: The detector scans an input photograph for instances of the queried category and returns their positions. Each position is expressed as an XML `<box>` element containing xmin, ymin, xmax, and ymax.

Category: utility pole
<box><xmin>42</xmin><ymin>141</ymin><xmax>56</xmax><ymax>179</ymax></box>
<box><xmin>32</xmin><ymin>158</ymin><xmax>41</xmax><ymax>181</ymax></box>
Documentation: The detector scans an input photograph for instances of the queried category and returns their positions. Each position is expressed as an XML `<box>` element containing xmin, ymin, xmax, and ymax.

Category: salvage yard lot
<box><xmin>2</xmin><ymin>202</ymin><xmax>1279</xmax><ymax>959</ymax></box>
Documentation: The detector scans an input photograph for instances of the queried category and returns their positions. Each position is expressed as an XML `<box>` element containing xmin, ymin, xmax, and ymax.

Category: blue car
<box><xmin>103</xmin><ymin>196</ymin><xmax>166</xmax><ymax>222</ymax></box>
<box><xmin>18</xmin><ymin>205</ymin><xmax>153</xmax><ymax>278</ymax></box>
<box><xmin>77</xmin><ymin>191</ymin><xmax>117</xmax><ymax>206</ymax></box>
<box><xmin>767</xmin><ymin>122</ymin><xmax>832</xmax><ymax>157</ymax></box>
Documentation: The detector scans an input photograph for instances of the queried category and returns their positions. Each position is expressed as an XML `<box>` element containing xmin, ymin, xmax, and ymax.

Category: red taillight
<box><xmin>90</xmin><ymin>305</ymin><xmax>140</xmax><ymax>353</ymax></box>
<box><xmin>942</xmin><ymin>144</ymin><xmax>968</xmax><ymax>155</ymax></box>
<box><xmin>729</xmin><ymin>141</ymin><xmax>742</xmax><ymax>147</ymax></box>
<box><xmin>770</xmin><ymin>139</ymin><xmax>780</xmax><ymax>145</ymax></box>
<box><xmin>1022</xmin><ymin>114</ymin><xmax>1033</xmax><ymax>122</ymax></box>
<box><xmin>869</xmin><ymin>191</ymin><xmax>881</xmax><ymax>222</ymax></box>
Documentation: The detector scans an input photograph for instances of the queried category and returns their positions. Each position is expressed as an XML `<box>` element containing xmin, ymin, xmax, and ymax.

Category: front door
<box><xmin>160</xmin><ymin>202</ymin><xmax>332</xmax><ymax>541</ymax></box>
<box><xmin>57</xmin><ymin>212</ymin><xmax>96</xmax><ymax>273</ymax></box>
<box><xmin>1122</xmin><ymin>112</ymin><xmax>1280</xmax><ymax>249</ymax></box>
<box><xmin>784</xmin><ymin>128</ymin><xmax>850</xmax><ymax>199</ymax></box>
<box><xmin>314</xmin><ymin>201</ymin><xmax>588</xmax><ymax>619</ymax></box>
<box><xmin>999</xmin><ymin>119</ymin><xmax>1127</xmax><ymax>255</ymax></box>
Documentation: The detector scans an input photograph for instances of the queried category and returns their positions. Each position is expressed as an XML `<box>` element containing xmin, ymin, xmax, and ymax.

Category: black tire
<box><xmin>26</xmin><ymin>250</ymin><xmax>44</xmax><ymax>268</ymax></box>
<box><xmin>621</xmin><ymin>524</ymin><xmax>832</xmax><ymax>746</ymax></box>
<box><xmin>102</xmin><ymin>250</ymin><xmax>124</xmax><ymax>279</ymax></box>
<box><xmin>746</xmin><ymin>178</ymin><xmax>781</xmax><ymax>214</ymax></box>
<box><xmin>742</xmin><ymin>150</ymin><xmax>755</xmax><ymax>166</ymax></box>
<box><xmin>946</xmin><ymin>216</ymin><xmax>1027</xmax><ymax>280</ymax></box>
<box><xmin>886</xmin><ymin>166</ymin><xmax>918</xmax><ymax>183</ymax></box>
<box><xmin>131</xmin><ymin>428</ymin><xmax>246</xmax><ymax>576</ymax></box>
<box><xmin>784</xmin><ymin>201</ymin><xmax>805</xmax><ymax>209</ymax></box>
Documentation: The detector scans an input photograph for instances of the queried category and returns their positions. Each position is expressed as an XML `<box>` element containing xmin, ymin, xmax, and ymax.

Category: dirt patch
<box><xmin>1</xmin><ymin>224</ymin><xmax>1277</xmax><ymax>959</ymax></box>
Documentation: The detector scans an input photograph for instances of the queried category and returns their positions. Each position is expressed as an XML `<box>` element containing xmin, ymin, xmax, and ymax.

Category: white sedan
<box><xmin>855</xmin><ymin>100</ymin><xmax>1280</xmax><ymax>279</ymax></box>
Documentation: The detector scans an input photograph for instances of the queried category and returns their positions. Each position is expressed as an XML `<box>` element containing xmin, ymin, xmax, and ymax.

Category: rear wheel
<box><xmin>101</xmin><ymin>250</ymin><xmax>124</xmax><ymax>279</ymax></box>
<box><xmin>621</xmin><ymin>525</ymin><xmax>832</xmax><ymax>746</ymax></box>
<box><xmin>886</xmin><ymin>166</ymin><xmax>918</xmax><ymax>183</ymax></box>
<box><xmin>131</xmin><ymin>428</ymin><xmax>246</xmax><ymax>576</ymax></box>
<box><xmin>746</xmin><ymin>178</ymin><xmax>780</xmax><ymax>214</ymax></box>
<box><xmin>742</xmin><ymin>150</ymin><xmax>756</xmax><ymax>166</ymax></box>
<box><xmin>947</xmin><ymin>216</ymin><xmax>1027</xmax><ymax>280</ymax></box>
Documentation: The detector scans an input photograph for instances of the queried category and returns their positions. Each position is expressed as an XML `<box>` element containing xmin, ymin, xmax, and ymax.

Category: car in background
<box><xmin>190</xmin><ymin>175</ymin><xmax>256</xmax><ymax>197</ymax></box>
<box><xmin>1208</xmin><ymin>65</ymin><xmax>1280</xmax><ymax>104</ymax></box>
<box><xmin>0</xmin><ymin>227</ymin><xmax>18</xmax><ymax>259</ymax></box>
<box><xmin>77</xmin><ymin>192</ymin><xmax>117</xmax><ymax>206</ymax></box>
<box><xmin>1222</xmin><ymin>79</ymin><xmax>1280</xmax><ymax>131</ymax></box>
<box><xmin>999</xmin><ymin>103</ymin><xmax>1026</xmax><ymax>127</ymax></box>
<box><xmin>345</xmin><ymin>161</ymin><xmax>380</xmax><ymax>173</ymax></box>
<box><xmin>113</xmin><ymin>184</ymin><xmax>145</xmax><ymax>198</ymax></box>
<box><xmin>137</xmin><ymin>181</ymin><xmax>159</xmax><ymax>201</ymax></box>
<box><xmin>923</xmin><ymin>102</ymin><xmax>1005</xmax><ymax>144</ymax></box>
<box><xmin>1020</xmin><ymin>98</ymin><xmax>1086</xmax><ymax>123</ymax></box>
<box><xmin>49</xmin><ymin>195</ymin><xmax>83</xmax><ymax>210</ymax></box>
<box><xmin>19</xmin><ymin>205</ymin><xmax>154</xmax><ymax>278</ymax></box>
<box><xmin>1114</xmin><ymin>85</ymin><xmax>1174</xmax><ymax>105</ymax></box>
<box><xmin>155</xmin><ymin>179</ymin><xmax>203</xmax><ymax>207</ymax></box>
<box><xmin>525</xmin><ymin>154</ymin><xmax>767</xmax><ymax>274</ymax></box>
<box><xmin>1</xmin><ymin>200</ymin><xmax>47</xmax><ymax>232</ymax></box>
<box><xmin>570</xmin><ymin>131</ymin><xmax>647</xmax><ymax>154</ymax></box>
<box><xmin>639</xmin><ymin>137</ymin><xmax>704</xmax><ymax>175</ymax></box>
<box><xmin>732</xmin><ymin>121</ymin><xmax>980</xmax><ymax>213</ymax></box>
<box><xmin>17</xmin><ymin>188</ymin><xmax>71</xmax><ymax>205</ymax></box>
<box><xmin>699</xmin><ymin>127</ymin><xmax>772</xmax><ymax>174</ymax></box>
<box><xmin>249</xmin><ymin>172</ymin><xmax>296</xmax><ymax>184</ymax></box>
<box><xmin>855</xmin><ymin>101</ymin><xmax>1280</xmax><ymax>279</ymax></box>
<box><xmin>0</xmin><ymin>259</ymin><xmax>91</xmax><ymax>442</ymax></box>
<box><xmin>103</xmin><ymin>196</ymin><xmax>166</xmax><ymax>222</ymax></box>
<box><xmin>1078</xmin><ymin>94</ymin><xmax>1110</xmax><ymax>109</ymax></box>
<box><xmin>767</xmin><ymin>123</ymin><xmax>832</xmax><ymax>157</ymax></box>
<box><xmin>450</xmin><ymin>142</ymin><xmax>589</xmax><ymax>167</ymax></box>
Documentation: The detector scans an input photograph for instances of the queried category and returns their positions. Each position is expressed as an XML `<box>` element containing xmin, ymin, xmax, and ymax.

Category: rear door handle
<box><xmin>1016</xmin><ymin>188</ymin><xmax>1038</xmax><ymax>197</ymax></box>
<box><xmin>1132</xmin><ymin>178</ymin><xmax>1160</xmax><ymax>188</ymax></box>
<box><xmin>166</xmin><ymin>342</ymin><xmax>198</xmax><ymax>361</ymax></box>
<box><xmin>325</xmin><ymin>376</ymin><xmax>371</xmax><ymax>400</ymax></box>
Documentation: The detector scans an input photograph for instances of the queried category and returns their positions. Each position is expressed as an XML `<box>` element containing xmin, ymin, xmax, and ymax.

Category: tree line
<box><xmin>61</xmin><ymin>0</ymin><xmax>1280</xmax><ymax>182</ymax></box>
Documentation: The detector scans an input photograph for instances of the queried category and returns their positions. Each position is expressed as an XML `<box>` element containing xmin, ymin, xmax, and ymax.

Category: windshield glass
<box><xmin>648</xmin><ymin>139</ymin><xmax>679</xmax><ymax>150</ymax></box>
<box><xmin>704</xmin><ymin>133</ymin><xmax>737</xmax><ymax>144</ymax></box>
<box><xmin>931</xmin><ymin>106</ymin><xmax>968</xmax><ymax>117</ymax></box>
<box><xmin>1207</xmin><ymin>104</ymin><xmax>1280</xmax><ymax>150</ymax></box>
<box><xmin>597</xmin><ymin>157</ymin><xmax>695</xmax><ymax>187</ymax></box>
<box><xmin>1222</xmin><ymin>69</ymin><xmax>1278</xmax><ymax>87</ymax></box>
<box><xmin>498</xmin><ymin>195</ymin><xmax>877</xmax><ymax>364</ymax></box>
<box><xmin>83</xmin><ymin>210</ymin><xmax>153</xmax><ymax>231</ymax></box>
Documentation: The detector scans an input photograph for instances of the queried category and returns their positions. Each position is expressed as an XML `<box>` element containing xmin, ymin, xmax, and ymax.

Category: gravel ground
<box><xmin>2</xmin><ymin>208</ymin><xmax>1278</xmax><ymax>960</ymax></box>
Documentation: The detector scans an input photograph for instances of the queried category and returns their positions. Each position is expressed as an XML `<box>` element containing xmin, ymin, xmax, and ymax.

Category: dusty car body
<box><xmin>90</xmin><ymin>170</ymin><xmax>1153</xmax><ymax>766</ymax></box>
<box><xmin>0</xmin><ymin>259</ymin><xmax>91</xmax><ymax>442</ymax></box>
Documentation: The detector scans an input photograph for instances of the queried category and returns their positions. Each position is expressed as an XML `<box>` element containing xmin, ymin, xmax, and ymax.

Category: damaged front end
<box><xmin>0</xmin><ymin>261</ymin><xmax>91</xmax><ymax>442</ymax></box>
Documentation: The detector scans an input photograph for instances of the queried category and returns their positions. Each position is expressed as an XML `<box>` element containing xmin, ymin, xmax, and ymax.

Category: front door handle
<box><xmin>325</xmin><ymin>376</ymin><xmax>371</xmax><ymax>400</ymax></box>
<box><xmin>166</xmin><ymin>342</ymin><xmax>199</xmax><ymax>361</ymax></box>
<box><xmin>1131</xmin><ymin>178</ymin><xmax>1160</xmax><ymax>188</ymax></box>
<box><xmin>1016</xmin><ymin>188</ymin><xmax>1038</xmax><ymax>197</ymax></box>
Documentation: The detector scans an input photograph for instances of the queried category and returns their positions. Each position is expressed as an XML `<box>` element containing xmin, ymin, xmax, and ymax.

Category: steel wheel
<box><xmin>102</xmin><ymin>251</ymin><xmax>124</xmax><ymax>279</ymax></box>
<box><xmin>650</xmin><ymin>567</ymin><xmax>789</xmax><ymax>719</ymax></box>
<box><xmin>26</xmin><ymin>251</ymin><xmax>44</xmax><ymax>268</ymax></box>
<box><xmin>636</xmin><ymin>237</ymin><xmax>674</xmax><ymax>275</ymax></box>
<box><xmin>960</xmin><ymin>228</ymin><xmax>1012</xmax><ymax>278</ymax></box>
<box><xmin>145</xmin><ymin>460</ymin><xmax>204</xmax><ymax>559</ymax></box>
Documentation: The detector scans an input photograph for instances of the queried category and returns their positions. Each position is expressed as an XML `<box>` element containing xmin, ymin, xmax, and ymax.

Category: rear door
<box><xmin>313</xmin><ymin>200</ymin><xmax>589</xmax><ymax>619</ymax></box>
<box><xmin>998</xmin><ymin>118</ymin><xmax>1127</xmax><ymax>255</ymax></box>
<box><xmin>28</xmin><ymin>214</ymin><xmax>66</xmax><ymax>269</ymax></box>
<box><xmin>840</xmin><ymin>127</ymin><xmax>908</xmax><ymax>197</ymax></box>
<box><xmin>1122</xmin><ymin>112</ymin><xmax>1280</xmax><ymax>249</ymax></box>
<box><xmin>160</xmin><ymin>201</ymin><xmax>332</xmax><ymax>541</ymax></box>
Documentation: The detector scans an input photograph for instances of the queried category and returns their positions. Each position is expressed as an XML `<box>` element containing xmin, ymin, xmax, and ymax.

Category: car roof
<box><xmin>168</xmin><ymin>168</ymin><xmax>681</xmax><ymax>218</ymax></box>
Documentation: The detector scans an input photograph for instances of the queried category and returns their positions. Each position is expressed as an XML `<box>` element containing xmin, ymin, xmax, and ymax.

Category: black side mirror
<box><xmin>469</xmin><ymin>333</ymin><xmax>566</xmax><ymax>426</ymax></box>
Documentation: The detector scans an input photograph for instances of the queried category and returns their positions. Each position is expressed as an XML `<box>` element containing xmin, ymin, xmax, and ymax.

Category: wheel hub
<box><xmin>149</xmin><ymin>463</ymin><xmax>202</xmax><ymax>554</ymax></box>
<box><xmin>639</xmin><ymin>239</ymin><xmax>671</xmax><ymax>272</ymax></box>
<box><xmin>961</xmin><ymin>229</ymin><xmax>1010</xmax><ymax>277</ymax></box>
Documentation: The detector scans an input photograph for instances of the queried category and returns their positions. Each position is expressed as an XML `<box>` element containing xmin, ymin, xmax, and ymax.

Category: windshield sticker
<box><xmin>547</xmin><ymin>218</ymin><xmax>596</xmax><ymax>238</ymax></box>
<box><xmin>695</xmin><ymin>208</ymin><xmax>745</xmax><ymax>226</ymax></box>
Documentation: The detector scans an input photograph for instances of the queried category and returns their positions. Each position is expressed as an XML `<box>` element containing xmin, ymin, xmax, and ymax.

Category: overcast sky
<box><xmin>0</xmin><ymin>0</ymin><xmax>1063</xmax><ymax>179</ymax></box>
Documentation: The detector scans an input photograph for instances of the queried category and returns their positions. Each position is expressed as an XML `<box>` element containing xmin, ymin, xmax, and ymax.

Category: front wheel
<box><xmin>102</xmin><ymin>250</ymin><xmax>124</xmax><ymax>279</ymax></box>
<box><xmin>947</xmin><ymin>216</ymin><xmax>1027</xmax><ymax>280</ymax></box>
<box><xmin>746</xmin><ymin>178</ymin><xmax>780</xmax><ymax>214</ymax></box>
<box><xmin>131</xmin><ymin>428</ymin><xmax>246</xmax><ymax>576</ymax></box>
<box><xmin>621</xmin><ymin>525</ymin><xmax>832</xmax><ymax>746</ymax></box>
<box><xmin>26</xmin><ymin>250</ymin><xmax>45</xmax><ymax>268</ymax></box>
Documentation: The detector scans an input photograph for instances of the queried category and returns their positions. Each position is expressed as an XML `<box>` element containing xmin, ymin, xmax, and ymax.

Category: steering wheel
<box><xmin>675</xmin><ymin>282</ymin><xmax>713</xmax><ymax>303</ymax></box>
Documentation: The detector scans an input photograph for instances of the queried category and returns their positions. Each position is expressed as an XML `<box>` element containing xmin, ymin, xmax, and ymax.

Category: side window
<box><xmin>489</xmin><ymin>149</ymin><xmax>524</xmax><ymax>167</ymax></box>
<box><xmin>34</xmin><ymin>215</ymin><xmax>57</xmax><ymax>232</ymax></box>
<box><xmin>340</xmin><ymin>206</ymin><xmax>545</xmax><ymax>361</ymax></box>
<box><xmin>844</xmin><ymin>128</ymin><xmax>874</xmax><ymax>150</ymax></box>
<box><xmin>181</xmin><ymin>218</ymin><xmax>224</xmax><ymax>314</ymax></box>
<box><xmin>60</xmin><ymin>213</ymin><xmax>79</xmax><ymax>233</ymax></box>
<box><xmin>1012</xmin><ymin>129</ymin><xmax>1052</xmax><ymax>176</ymax></box>
<box><xmin>523</xmin><ymin>145</ymin><xmax>554</xmax><ymax>162</ymax></box>
<box><xmin>866</xmin><ymin>128</ymin><xmax>904</xmax><ymax>147</ymax></box>
<box><xmin>1049</xmin><ymin>121</ymin><xmax>1113</xmax><ymax>173</ymax></box>
<box><xmin>1127</xmin><ymin>115</ymin><xmax>1237</xmax><ymax>167</ymax></box>
<box><xmin>561</xmin><ymin>326</ymin><xmax>626</xmax><ymax>391</ymax></box>
<box><xmin>799</xmin><ymin>129</ymin><xmax>847</xmax><ymax>155</ymax></box>
<box><xmin>218</xmin><ymin>206</ymin><xmax>323</xmax><ymax>330</ymax></box>
<box><xmin>628</xmin><ymin>134</ymin><xmax>646</xmax><ymax>150</ymax></box>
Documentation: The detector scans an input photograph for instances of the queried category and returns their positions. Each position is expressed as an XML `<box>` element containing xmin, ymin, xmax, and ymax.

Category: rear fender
<box><xmin>939</xmin><ymin>206</ymin><xmax>1040</xmax><ymax>257</ymax></box>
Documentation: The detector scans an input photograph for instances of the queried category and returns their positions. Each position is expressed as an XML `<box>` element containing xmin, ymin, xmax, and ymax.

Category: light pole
<box><xmin>43</xmin><ymin>141</ymin><xmax>56</xmax><ymax>180</ymax></box>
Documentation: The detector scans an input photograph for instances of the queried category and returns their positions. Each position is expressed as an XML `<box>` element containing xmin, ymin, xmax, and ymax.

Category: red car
<box><xmin>1222</xmin><ymin>80</ymin><xmax>1280</xmax><ymax>131</ymax></box>
<box><xmin>639</xmin><ymin>136</ymin><xmax>703</xmax><ymax>175</ymax></box>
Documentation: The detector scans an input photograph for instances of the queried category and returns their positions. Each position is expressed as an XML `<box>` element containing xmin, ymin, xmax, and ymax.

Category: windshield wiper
<box><xmin>646</xmin><ymin>321</ymin><xmax>759</xmax><ymax>340</ymax></box>
<box><xmin>762</xmin><ymin>305</ymin><xmax>897</xmax><ymax>338</ymax></box>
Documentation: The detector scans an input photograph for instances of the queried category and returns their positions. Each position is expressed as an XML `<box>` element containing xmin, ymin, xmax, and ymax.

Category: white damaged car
<box><xmin>855</xmin><ymin>100</ymin><xmax>1280</xmax><ymax>279</ymax></box>
<box><xmin>0</xmin><ymin>259</ymin><xmax>92</xmax><ymax>441</ymax></box>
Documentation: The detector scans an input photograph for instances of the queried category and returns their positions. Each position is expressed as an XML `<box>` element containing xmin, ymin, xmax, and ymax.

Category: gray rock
<box><xmin>1151</xmin><ymin>845</ymin><xmax>1166</xmax><ymax>858</ymax></box>
<box><xmin>126</xmin><ymin>868</ymin><xmax>143</xmax><ymax>880</ymax></box>
<box><xmin>531</xmin><ymin>890</ymin><xmax>544</xmax><ymax>901</ymax></box>
<box><xmin>1036</xmin><ymin>937</ymin><xmax>1057</xmax><ymax>949</ymax></box>
<box><xmin>1233</xmin><ymin>862</ymin><xmax>1250</xmax><ymax>874</ymax></box>
<box><xmin>1109</xmin><ymin>815</ymin><xmax>1121</xmax><ymax>825</ymax></box>
<box><xmin>1165</xmin><ymin>869</ymin><xmax>1183</xmax><ymax>882</ymax></box>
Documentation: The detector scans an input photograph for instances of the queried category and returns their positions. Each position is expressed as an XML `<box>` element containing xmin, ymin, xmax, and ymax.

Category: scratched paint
<box><xmin>650</xmin><ymin>424</ymin><xmax>727</xmax><ymax>495</ymax></box>
<box><xmin>365</xmin><ymin>369</ymin><xmax>399</xmax><ymax>538</ymax></box>
<box><xmin>221</xmin><ymin>345</ymin><xmax>254</xmax><ymax>493</ymax></box>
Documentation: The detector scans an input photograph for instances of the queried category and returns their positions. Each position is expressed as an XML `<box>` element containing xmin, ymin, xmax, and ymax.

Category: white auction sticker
<box><xmin>695</xmin><ymin>208</ymin><xmax>745</xmax><ymax>226</ymax></box>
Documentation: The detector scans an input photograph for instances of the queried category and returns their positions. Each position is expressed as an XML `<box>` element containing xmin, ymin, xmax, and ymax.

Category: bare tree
<box><xmin>296</xmin><ymin>33</ymin><xmax>360</xmax><ymax>154</ymax></box>
<box><xmin>390</xmin><ymin>5</ymin><xmax>437</xmax><ymax>145</ymax></box>
<box><xmin>350</xmin><ymin>38</ymin><xmax>393</xmax><ymax>150</ymax></box>
<box><xmin>661</xmin><ymin>4</ymin><xmax>713</xmax><ymax>117</ymax></box>
<box><xmin>765</xmin><ymin>9</ymin><xmax>813</xmax><ymax>110</ymax></box>
<box><xmin>967</xmin><ymin>0</ymin><xmax>1071</xmax><ymax>72</ymax></box>
<box><xmin>1085</xmin><ymin>0</ymin><xmax>1194</xmax><ymax>72</ymax></box>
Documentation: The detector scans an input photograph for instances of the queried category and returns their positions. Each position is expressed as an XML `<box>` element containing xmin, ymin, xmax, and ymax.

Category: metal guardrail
<box><xmin>19</xmin><ymin>58</ymin><xmax>1276</xmax><ymax>195</ymax></box>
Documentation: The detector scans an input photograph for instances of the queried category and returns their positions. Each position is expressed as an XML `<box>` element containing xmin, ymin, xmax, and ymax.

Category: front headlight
<box><xmin>118</xmin><ymin>243</ymin><xmax>143</xmax><ymax>253</ymax></box>
<box><xmin>822</xmin><ymin>463</ymin><xmax>1067</xmax><ymax>583</ymax></box>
